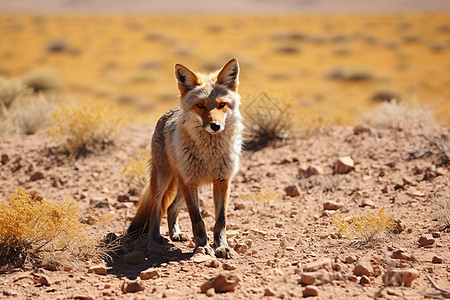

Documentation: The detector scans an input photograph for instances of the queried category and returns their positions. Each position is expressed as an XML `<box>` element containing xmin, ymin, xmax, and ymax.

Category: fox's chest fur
<box><xmin>166</xmin><ymin>108</ymin><xmax>242</xmax><ymax>185</ymax></box>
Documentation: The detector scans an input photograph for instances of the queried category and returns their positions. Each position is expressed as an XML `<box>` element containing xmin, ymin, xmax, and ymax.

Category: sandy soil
<box><xmin>0</xmin><ymin>122</ymin><xmax>449</xmax><ymax>299</ymax></box>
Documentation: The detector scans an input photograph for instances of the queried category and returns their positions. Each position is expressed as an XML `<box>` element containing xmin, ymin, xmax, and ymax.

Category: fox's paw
<box><xmin>214</xmin><ymin>246</ymin><xmax>234</xmax><ymax>259</ymax></box>
<box><xmin>171</xmin><ymin>233</ymin><xmax>190</xmax><ymax>242</ymax></box>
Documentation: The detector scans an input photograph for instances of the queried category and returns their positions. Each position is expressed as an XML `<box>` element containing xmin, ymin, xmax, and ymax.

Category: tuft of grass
<box><xmin>241</xmin><ymin>90</ymin><xmax>300</xmax><ymax>150</ymax></box>
<box><xmin>0</xmin><ymin>188</ymin><xmax>95</xmax><ymax>269</ymax></box>
<box><xmin>0</xmin><ymin>77</ymin><xmax>30</xmax><ymax>111</ymax></box>
<box><xmin>332</xmin><ymin>207</ymin><xmax>395</xmax><ymax>242</ymax></box>
<box><xmin>122</xmin><ymin>148</ymin><xmax>151</xmax><ymax>191</ymax></box>
<box><xmin>48</xmin><ymin>101</ymin><xmax>122</xmax><ymax>158</ymax></box>
<box><xmin>363</xmin><ymin>99</ymin><xmax>435</xmax><ymax>128</ymax></box>
<box><xmin>236</xmin><ymin>189</ymin><xmax>282</xmax><ymax>206</ymax></box>
<box><xmin>23</xmin><ymin>68</ymin><xmax>61</xmax><ymax>92</ymax></box>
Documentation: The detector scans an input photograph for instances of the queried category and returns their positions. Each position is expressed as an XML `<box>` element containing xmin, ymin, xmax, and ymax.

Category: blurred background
<box><xmin>1</xmin><ymin>0</ymin><xmax>449</xmax><ymax>126</ymax></box>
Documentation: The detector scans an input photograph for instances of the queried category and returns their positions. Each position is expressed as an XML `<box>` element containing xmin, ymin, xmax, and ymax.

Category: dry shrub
<box><xmin>241</xmin><ymin>90</ymin><xmax>300</xmax><ymax>150</ymax></box>
<box><xmin>23</xmin><ymin>68</ymin><xmax>61</xmax><ymax>92</ymax></box>
<box><xmin>48</xmin><ymin>101</ymin><xmax>122</xmax><ymax>157</ymax></box>
<box><xmin>122</xmin><ymin>148</ymin><xmax>151</xmax><ymax>191</ymax></box>
<box><xmin>433</xmin><ymin>197</ymin><xmax>450</xmax><ymax>231</ymax></box>
<box><xmin>0</xmin><ymin>77</ymin><xmax>30</xmax><ymax>111</ymax></box>
<box><xmin>0</xmin><ymin>188</ymin><xmax>95</xmax><ymax>269</ymax></box>
<box><xmin>333</xmin><ymin>207</ymin><xmax>395</xmax><ymax>242</ymax></box>
<box><xmin>363</xmin><ymin>99</ymin><xmax>435</xmax><ymax>128</ymax></box>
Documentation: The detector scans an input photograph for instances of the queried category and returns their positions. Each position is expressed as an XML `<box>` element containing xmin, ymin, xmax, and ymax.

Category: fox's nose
<box><xmin>210</xmin><ymin>123</ymin><xmax>221</xmax><ymax>132</ymax></box>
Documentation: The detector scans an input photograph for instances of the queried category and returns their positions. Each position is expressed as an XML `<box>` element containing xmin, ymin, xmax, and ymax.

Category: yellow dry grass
<box><xmin>0</xmin><ymin>188</ymin><xmax>95</xmax><ymax>268</ymax></box>
<box><xmin>0</xmin><ymin>14</ymin><xmax>449</xmax><ymax>125</ymax></box>
<box><xmin>122</xmin><ymin>148</ymin><xmax>151</xmax><ymax>190</ymax></box>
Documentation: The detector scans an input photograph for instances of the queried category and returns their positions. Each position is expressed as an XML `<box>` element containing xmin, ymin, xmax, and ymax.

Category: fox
<box><xmin>127</xmin><ymin>59</ymin><xmax>243</xmax><ymax>258</ymax></box>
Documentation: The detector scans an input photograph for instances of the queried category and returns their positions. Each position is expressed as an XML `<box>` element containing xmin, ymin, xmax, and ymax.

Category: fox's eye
<box><xmin>218</xmin><ymin>102</ymin><xmax>226</xmax><ymax>109</ymax></box>
<box><xmin>196</xmin><ymin>103</ymin><xmax>205</xmax><ymax>109</ymax></box>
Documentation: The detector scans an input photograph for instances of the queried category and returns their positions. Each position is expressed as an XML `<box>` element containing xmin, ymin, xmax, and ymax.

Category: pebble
<box><xmin>304</xmin><ymin>165</ymin><xmax>323</xmax><ymax>177</ymax></box>
<box><xmin>264</xmin><ymin>287</ymin><xmax>276</xmax><ymax>296</ymax></box>
<box><xmin>1</xmin><ymin>154</ymin><xmax>9</xmax><ymax>165</ymax></box>
<box><xmin>192</xmin><ymin>254</ymin><xmax>216</xmax><ymax>264</ymax></box>
<box><xmin>323</xmin><ymin>200</ymin><xmax>343</xmax><ymax>210</ymax></box>
<box><xmin>300</xmin><ymin>270</ymin><xmax>331</xmax><ymax>285</ymax></box>
<box><xmin>353</xmin><ymin>259</ymin><xmax>373</xmax><ymax>277</ymax></box>
<box><xmin>432</xmin><ymin>256</ymin><xmax>443</xmax><ymax>264</ymax></box>
<box><xmin>88</xmin><ymin>266</ymin><xmax>107</xmax><ymax>275</ymax></box>
<box><xmin>302</xmin><ymin>285</ymin><xmax>319</xmax><ymax>297</ymax></box>
<box><xmin>140</xmin><ymin>268</ymin><xmax>162</xmax><ymax>280</ymax></box>
<box><xmin>30</xmin><ymin>171</ymin><xmax>45</xmax><ymax>181</ymax></box>
<box><xmin>234</xmin><ymin>202</ymin><xmax>245</xmax><ymax>210</ymax></box>
<box><xmin>37</xmin><ymin>275</ymin><xmax>51</xmax><ymax>286</ymax></box>
<box><xmin>418</xmin><ymin>234</ymin><xmax>435</xmax><ymax>247</ymax></box>
<box><xmin>394</xmin><ymin>219</ymin><xmax>406</xmax><ymax>233</ymax></box>
<box><xmin>344</xmin><ymin>255</ymin><xmax>357</xmax><ymax>264</ymax></box>
<box><xmin>383</xmin><ymin>269</ymin><xmax>419</xmax><ymax>287</ymax></box>
<box><xmin>353</xmin><ymin>125</ymin><xmax>371</xmax><ymax>135</ymax></box>
<box><xmin>200</xmin><ymin>272</ymin><xmax>240</xmax><ymax>293</ymax></box>
<box><xmin>334</xmin><ymin>156</ymin><xmax>354</xmax><ymax>174</ymax></box>
<box><xmin>222</xmin><ymin>262</ymin><xmax>236</xmax><ymax>270</ymax></box>
<box><xmin>41</xmin><ymin>263</ymin><xmax>57</xmax><ymax>271</ymax></box>
<box><xmin>124</xmin><ymin>251</ymin><xmax>146</xmax><ymax>265</ymax></box>
<box><xmin>359</xmin><ymin>199</ymin><xmax>375</xmax><ymax>208</ymax></box>
<box><xmin>360</xmin><ymin>275</ymin><xmax>370</xmax><ymax>285</ymax></box>
<box><xmin>74</xmin><ymin>296</ymin><xmax>94</xmax><ymax>300</ymax></box>
<box><xmin>391</xmin><ymin>249</ymin><xmax>414</xmax><ymax>261</ymax></box>
<box><xmin>117</xmin><ymin>194</ymin><xmax>130</xmax><ymax>202</ymax></box>
<box><xmin>285</xmin><ymin>185</ymin><xmax>300</xmax><ymax>197</ymax></box>
<box><xmin>121</xmin><ymin>279</ymin><xmax>144</xmax><ymax>293</ymax></box>
<box><xmin>234</xmin><ymin>243</ymin><xmax>248</xmax><ymax>255</ymax></box>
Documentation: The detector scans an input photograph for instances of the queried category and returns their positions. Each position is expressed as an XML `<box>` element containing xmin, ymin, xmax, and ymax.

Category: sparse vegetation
<box><xmin>433</xmin><ymin>197</ymin><xmax>450</xmax><ymax>231</ymax></box>
<box><xmin>23</xmin><ymin>68</ymin><xmax>61</xmax><ymax>92</ymax></box>
<box><xmin>0</xmin><ymin>188</ymin><xmax>95</xmax><ymax>269</ymax></box>
<box><xmin>122</xmin><ymin>148</ymin><xmax>151</xmax><ymax>190</ymax></box>
<box><xmin>48</xmin><ymin>101</ymin><xmax>122</xmax><ymax>157</ymax></box>
<box><xmin>236</xmin><ymin>189</ymin><xmax>281</xmax><ymax>206</ymax></box>
<box><xmin>363</xmin><ymin>99</ymin><xmax>435</xmax><ymax>128</ymax></box>
<box><xmin>333</xmin><ymin>207</ymin><xmax>395</xmax><ymax>242</ymax></box>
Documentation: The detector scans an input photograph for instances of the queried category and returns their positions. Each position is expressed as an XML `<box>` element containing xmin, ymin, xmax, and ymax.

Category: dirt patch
<box><xmin>0</xmin><ymin>123</ymin><xmax>449</xmax><ymax>299</ymax></box>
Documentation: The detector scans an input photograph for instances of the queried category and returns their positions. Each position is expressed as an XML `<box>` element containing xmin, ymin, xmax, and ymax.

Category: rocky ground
<box><xmin>0</xmin><ymin>123</ymin><xmax>449</xmax><ymax>299</ymax></box>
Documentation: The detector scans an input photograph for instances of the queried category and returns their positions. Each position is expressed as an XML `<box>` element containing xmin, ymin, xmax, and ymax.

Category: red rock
<box><xmin>323</xmin><ymin>200</ymin><xmax>343</xmax><ymax>210</ymax></box>
<box><xmin>234</xmin><ymin>243</ymin><xmax>248</xmax><ymax>255</ymax></box>
<box><xmin>353</xmin><ymin>259</ymin><xmax>373</xmax><ymax>277</ymax></box>
<box><xmin>391</xmin><ymin>249</ymin><xmax>414</xmax><ymax>261</ymax></box>
<box><xmin>431</xmin><ymin>256</ymin><xmax>443</xmax><ymax>264</ymax></box>
<box><xmin>303</xmin><ymin>258</ymin><xmax>333</xmax><ymax>272</ymax></box>
<box><xmin>30</xmin><ymin>171</ymin><xmax>44</xmax><ymax>181</ymax></box>
<box><xmin>418</xmin><ymin>234</ymin><xmax>435</xmax><ymax>247</ymax></box>
<box><xmin>394</xmin><ymin>219</ymin><xmax>406</xmax><ymax>233</ymax></box>
<box><xmin>300</xmin><ymin>270</ymin><xmax>331</xmax><ymax>285</ymax></box>
<box><xmin>140</xmin><ymin>268</ymin><xmax>161</xmax><ymax>280</ymax></box>
<box><xmin>1</xmin><ymin>154</ymin><xmax>9</xmax><ymax>165</ymax></box>
<box><xmin>88</xmin><ymin>265</ymin><xmax>107</xmax><ymax>275</ymax></box>
<box><xmin>360</xmin><ymin>275</ymin><xmax>370</xmax><ymax>285</ymax></box>
<box><xmin>121</xmin><ymin>279</ymin><xmax>144</xmax><ymax>293</ymax></box>
<box><xmin>264</xmin><ymin>287</ymin><xmax>276</xmax><ymax>296</ymax></box>
<box><xmin>334</xmin><ymin>156</ymin><xmax>354</xmax><ymax>174</ymax></box>
<box><xmin>302</xmin><ymin>285</ymin><xmax>319</xmax><ymax>297</ymax></box>
<box><xmin>200</xmin><ymin>272</ymin><xmax>240</xmax><ymax>293</ymax></box>
<box><xmin>285</xmin><ymin>185</ymin><xmax>300</xmax><ymax>197</ymax></box>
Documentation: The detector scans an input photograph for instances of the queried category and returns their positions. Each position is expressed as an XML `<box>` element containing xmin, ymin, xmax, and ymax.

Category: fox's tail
<box><xmin>127</xmin><ymin>182</ymin><xmax>152</xmax><ymax>239</ymax></box>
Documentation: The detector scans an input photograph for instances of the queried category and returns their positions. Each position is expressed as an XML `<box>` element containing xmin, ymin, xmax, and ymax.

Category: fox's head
<box><xmin>175</xmin><ymin>59</ymin><xmax>241</xmax><ymax>135</ymax></box>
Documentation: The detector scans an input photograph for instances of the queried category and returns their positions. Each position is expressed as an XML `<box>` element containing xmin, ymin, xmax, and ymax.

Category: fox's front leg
<box><xmin>213</xmin><ymin>179</ymin><xmax>233</xmax><ymax>258</ymax></box>
<box><xmin>179</xmin><ymin>178</ymin><xmax>208</xmax><ymax>248</ymax></box>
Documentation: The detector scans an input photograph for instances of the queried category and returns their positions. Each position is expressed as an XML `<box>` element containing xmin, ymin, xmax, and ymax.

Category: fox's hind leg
<box><xmin>167</xmin><ymin>187</ymin><xmax>189</xmax><ymax>242</ymax></box>
<box><xmin>148</xmin><ymin>173</ymin><xmax>174</xmax><ymax>244</ymax></box>
<box><xmin>213</xmin><ymin>179</ymin><xmax>233</xmax><ymax>258</ymax></box>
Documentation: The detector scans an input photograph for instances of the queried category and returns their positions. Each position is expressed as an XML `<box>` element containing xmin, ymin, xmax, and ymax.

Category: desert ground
<box><xmin>0</xmin><ymin>2</ymin><xmax>450</xmax><ymax>299</ymax></box>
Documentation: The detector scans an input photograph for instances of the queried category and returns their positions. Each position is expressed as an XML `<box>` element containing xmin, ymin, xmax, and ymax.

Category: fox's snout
<box><xmin>210</xmin><ymin>122</ymin><xmax>221</xmax><ymax>132</ymax></box>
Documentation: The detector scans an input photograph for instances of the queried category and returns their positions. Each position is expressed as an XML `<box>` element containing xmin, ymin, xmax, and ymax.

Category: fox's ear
<box><xmin>217</xmin><ymin>59</ymin><xmax>239</xmax><ymax>92</ymax></box>
<box><xmin>175</xmin><ymin>64</ymin><xmax>200</xmax><ymax>97</ymax></box>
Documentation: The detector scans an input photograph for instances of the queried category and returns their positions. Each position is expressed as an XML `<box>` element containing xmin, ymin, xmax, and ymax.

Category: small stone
<box><xmin>264</xmin><ymin>287</ymin><xmax>276</xmax><ymax>296</ymax></box>
<box><xmin>431</xmin><ymin>232</ymin><xmax>441</xmax><ymax>238</ymax></box>
<box><xmin>349</xmin><ymin>275</ymin><xmax>358</xmax><ymax>283</ymax></box>
<box><xmin>299</xmin><ymin>270</ymin><xmax>331</xmax><ymax>285</ymax></box>
<box><xmin>209</xmin><ymin>260</ymin><xmax>221</xmax><ymax>268</ymax></box>
<box><xmin>304</xmin><ymin>165</ymin><xmax>323</xmax><ymax>177</ymax></box>
<box><xmin>359</xmin><ymin>199</ymin><xmax>375</xmax><ymax>208</ymax></box>
<box><xmin>431</xmin><ymin>256</ymin><xmax>443</xmax><ymax>264</ymax></box>
<box><xmin>117</xmin><ymin>194</ymin><xmax>130</xmax><ymax>202</ymax></box>
<box><xmin>41</xmin><ymin>263</ymin><xmax>57</xmax><ymax>271</ymax></box>
<box><xmin>436</xmin><ymin>167</ymin><xmax>447</xmax><ymax>176</ymax></box>
<box><xmin>88</xmin><ymin>265</ymin><xmax>107</xmax><ymax>275</ymax></box>
<box><xmin>303</xmin><ymin>258</ymin><xmax>333</xmax><ymax>272</ymax></box>
<box><xmin>234</xmin><ymin>243</ymin><xmax>248</xmax><ymax>255</ymax></box>
<box><xmin>121</xmin><ymin>279</ymin><xmax>144</xmax><ymax>293</ymax></box>
<box><xmin>90</xmin><ymin>196</ymin><xmax>110</xmax><ymax>209</ymax></box>
<box><xmin>124</xmin><ymin>251</ymin><xmax>146</xmax><ymax>265</ymax></box>
<box><xmin>2</xmin><ymin>289</ymin><xmax>17</xmax><ymax>297</ymax></box>
<box><xmin>30</xmin><ymin>171</ymin><xmax>45</xmax><ymax>181</ymax></box>
<box><xmin>384</xmin><ymin>269</ymin><xmax>419</xmax><ymax>287</ymax></box>
<box><xmin>1</xmin><ymin>154</ymin><xmax>10</xmax><ymax>165</ymax></box>
<box><xmin>222</xmin><ymin>262</ymin><xmax>236</xmax><ymax>270</ymax></box>
<box><xmin>234</xmin><ymin>202</ymin><xmax>245</xmax><ymax>210</ymax></box>
<box><xmin>140</xmin><ymin>268</ymin><xmax>162</xmax><ymax>280</ymax></box>
<box><xmin>200</xmin><ymin>272</ymin><xmax>240</xmax><ymax>293</ymax></box>
<box><xmin>391</xmin><ymin>249</ymin><xmax>414</xmax><ymax>261</ymax></box>
<box><xmin>74</xmin><ymin>296</ymin><xmax>94</xmax><ymax>300</ymax></box>
<box><xmin>334</xmin><ymin>156</ymin><xmax>354</xmax><ymax>174</ymax></box>
<box><xmin>344</xmin><ymin>255</ymin><xmax>357</xmax><ymax>264</ymax></box>
<box><xmin>394</xmin><ymin>219</ymin><xmax>406</xmax><ymax>233</ymax></box>
<box><xmin>275</xmin><ymin>221</ymin><xmax>284</xmax><ymax>228</ymax></box>
<box><xmin>285</xmin><ymin>185</ymin><xmax>300</xmax><ymax>197</ymax></box>
<box><xmin>38</xmin><ymin>275</ymin><xmax>51</xmax><ymax>286</ymax></box>
<box><xmin>353</xmin><ymin>259</ymin><xmax>373</xmax><ymax>277</ymax></box>
<box><xmin>360</xmin><ymin>275</ymin><xmax>370</xmax><ymax>285</ymax></box>
<box><xmin>302</xmin><ymin>285</ymin><xmax>319</xmax><ymax>297</ymax></box>
<box><xmin>323</xmin><ymin>200</ymin><xmax>343</xmax><ymax>210</ymax></box>
<box><xmin>418</xmin><ymin>234</ymin><xmax>435</xmax><ymax>247</ymax></box>
<box><xmin>192</xmin><ymin>254</ymin><xmax>216</xmax><ymax>264</ymax></box>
